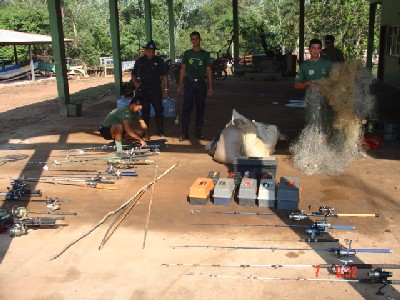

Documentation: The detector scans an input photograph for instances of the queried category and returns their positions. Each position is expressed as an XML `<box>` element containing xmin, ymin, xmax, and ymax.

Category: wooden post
<box><xmin>109</xmin><ymin>0</ymin><xmax>122</xmax><ymax>97</ymax></box>
<box><xmin>144</xmin><ymin>0</ymin><xmax>152</xmax><ymax>42</ymax></box>
<box><xmin>29</xmin><ymin>45</ymin><xmax>36</xmax><ymax>81</ymax></box>
<box><xmin>366</xmin><ymin>3</ymin><xmax>378</xmax><ymax>71</ymax></box>
<box><xmin>47</xmin><ymin>0</ymin><xmax>70</xmax><ymax>117</ymax></box>
<box><xmin>167</xmin><ymin>0</ymin><xmax>175</xmax><ymax>61</ymax></box>
<box><xmin>299</xmin><ymin>0</ymin><xmax>305</xmax><ymax>64</ymax></box>
<box><xmin>232</xmin><ymin>0</ymin><xmax>239</xmax><ymax>60</ymax></box>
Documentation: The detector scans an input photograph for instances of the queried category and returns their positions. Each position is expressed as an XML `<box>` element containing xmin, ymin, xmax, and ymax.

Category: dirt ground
<box><xmin>0</xmin><ymin>74</ymin><xmax>400</xmax><ymax>300</ymax></box>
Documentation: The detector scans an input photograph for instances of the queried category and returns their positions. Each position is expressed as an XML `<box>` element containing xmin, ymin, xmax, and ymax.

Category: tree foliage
<box><xmin>0</xmin><ymin>0</ymin><xmax>380</xmax><ymax>66</ymax></box>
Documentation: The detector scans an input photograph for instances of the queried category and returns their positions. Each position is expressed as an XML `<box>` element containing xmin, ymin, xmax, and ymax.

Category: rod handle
<box><xmin>344</xmin><ymin>264</ymin><xmax>400</xmax><ymax>269</ymax></box>
<box><xmin>330</xmin><ymin>225</ymin><xmax>355</xmax><ymax>230</ymax></box>
<box><xmin>336</xmin><ymin>213</ymin><xmax>379</xmax><ymax>218</ymax></box>
<box><xmin>356</xmin><ymin>249</ymin><xmax>392</xmax><ymax>253</ymax></box>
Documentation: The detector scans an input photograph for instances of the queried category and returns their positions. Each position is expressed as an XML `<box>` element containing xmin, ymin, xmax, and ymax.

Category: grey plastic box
<box><xmin>276</xmin><ymin>176</ymin><xmax>300</xmax><ymax>210</ymax></box>
<box><xmin>233</xmin><ymin>156</ymin><xmax>278</xmax><ymax>179</ymax></box>
<box><xmin>213</xmin><ymin>178</ymin><xmax>235</xmax><ymax>205</ymax></box>
<box><xmin>237</xmin><ymin>178</ymin><xmax>257</xmax><ymax>206</ymax></box>
<box><xmin>257</xmin><ymin>179</ymin><xmax>276</xmax><ymax>208</ymax></box>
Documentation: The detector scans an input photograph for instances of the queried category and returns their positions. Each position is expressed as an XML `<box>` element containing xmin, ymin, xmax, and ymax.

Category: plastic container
<box><xmin>276</xmin><ymin>176</ymin><xmax>300</xmax><ymax>210</ymax></box>
<box><xmin>257</xmin><ymin>179</ymin><xmax>276</xmax><ymax>208</ymax></box>
<box><xmin>188</xmin><ymin>178</ymin><xmax>214</xmax><ymax>205</ymax></box>
<box><xmin>117</xmin><ymin>95</ymin><xmax>130</xmax><ymax>108</ymax></box>
<box><xmin>234</xmin><ymin>156</ymin><xmax>278</xmax><ymax>179</ymax></box>
<box><xmin>213</xmin><ymin>178</ymin><xmax>235</xmax><ymax>205</ymax></box>
<box><xmin>237</xmin><ymin>178</ymin><xmax>257</xmax><ymax>206</ymax></box>
<box><xmin>162</xmin><ymin>97</ymin><xmax>176</xmax><ymax>118</ymax></box>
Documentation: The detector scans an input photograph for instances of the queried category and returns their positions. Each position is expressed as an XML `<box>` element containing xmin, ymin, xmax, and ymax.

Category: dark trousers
<box><xmin>140</xmin><ymin>86</ymin><xmax>164</xmax><ymax>131</ymax></box>
<box><xmin>182</xmin><ymin>79</ymin><xmax>207</xmax><ymax>129</ymax></box>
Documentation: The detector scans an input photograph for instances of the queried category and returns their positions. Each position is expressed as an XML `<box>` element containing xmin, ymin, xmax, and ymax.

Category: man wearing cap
<box><xmin>177</xmin><ymin>31</ymin><xmax>213</xmax><ymax>141</ymax></box>
<box><xmin>131</xmin><ymin>40</ymin><xmax>168</xmax><ymax>137</ymax></box>
<box><xmin>99</xmin><ymin>97</ymin><xmax>148</xmax><ymax>151</ymax></box>
<box><xmin>321</xmin><ymin>35</ymin><xmax>344</xmax><ymax>63</ymax></box>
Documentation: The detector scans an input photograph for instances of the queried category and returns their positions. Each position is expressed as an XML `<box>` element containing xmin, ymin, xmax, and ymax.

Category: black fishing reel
<box><xmin>304</xmin><ymin>220</ymin><xmax>330</xmax><ymax>237</ymax></box>
<box><xmin>366</xmin><ymin>268</ymin><xmax>393</xmax><ymax>296</ymax></box>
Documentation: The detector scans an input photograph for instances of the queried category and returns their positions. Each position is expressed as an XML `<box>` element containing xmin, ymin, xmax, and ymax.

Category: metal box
<box><xmin>188</xmin><ymin>178</ymin><xmax>214</xmax><ymax>205</ymax></box>
<box><xmin>213</xmin><ymin>178</ymin><xmax>235</xmax><ymax>206</ymax></box>
<box><xmin>276</xmin><ymin>176</ymin><xmax>300</xmax><ymax>210</ymax></box>
<box><xmin>233</xmin><ymin>156</ymin><xmax>278</xmax><ymax>179</ymax></box>
<box><xmin>257</xmin><ymin>179</ymin><xmax>276</xmax><ymax>208</ymax></box>
<box><xmin>237</xmin><ymin>178</ymin><xmax>257</xmax><ymax>206</ymax></box>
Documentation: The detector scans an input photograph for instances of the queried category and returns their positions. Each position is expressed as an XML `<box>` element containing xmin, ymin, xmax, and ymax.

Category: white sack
<box><xmin>213</xmin><ymin>124</ymin><xmax>243</xmax><ymax>164</ymax></box>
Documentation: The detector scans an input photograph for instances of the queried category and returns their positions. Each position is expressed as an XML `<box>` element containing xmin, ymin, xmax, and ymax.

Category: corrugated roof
<box><xmin>0</xmin><ymin>29</ymin><xmax>72</xmax><ymax>46</ymax></box>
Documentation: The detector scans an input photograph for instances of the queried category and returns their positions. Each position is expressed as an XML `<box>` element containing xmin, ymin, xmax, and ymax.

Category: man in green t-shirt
<box><xmin>177</xmin><ymin>31</ymin><xmax>213</xmax><ymax>141</ymax></box>
<box><xmin>295</xmin><ymin>38</ymin><xmax>332</xmax><ymax>90</ymax></box>
<box><xmin>99</xmin><ymin>97</ymin><xmax>148</xmax><ymax>151</ymax></box>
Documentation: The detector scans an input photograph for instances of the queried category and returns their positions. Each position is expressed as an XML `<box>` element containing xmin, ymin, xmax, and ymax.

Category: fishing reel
<box><xmin>319</xmin><ymin>206</ymin><xmax>334</xmax><ymax>214</ymax></box>
<box><xmin>9</xmin><ymin>223</ymin><xmax>28</xmax><ymax>237</ymax></box>
<box><xmin>5</xmin><ymin>180</ymin><xmax>30</xmax><ymax>200</ymax></box>
<box><xmin>367</xmin><ymin>268</ymin><xmax>393</xmax><ymax>295</ymax></box>
<box><xmin>289</xmin><ymin>210</ymin><xmax>308</xmax><ymax>221</ymax></box>
<box><xmin>304</xmin><ymin>220</ymin><xmax>331</xmax><ymax>237</ymax></box>
<box><xmin>332</xmin><ymin>239</ymin><xmax>357</xmax><ymax>257</ymax></box>
<box><xmin>84</xmin><ymin>180</ymin><xmax>98</xmax><ymax>188</ymax></box>
<box><xmin>11</xmin><ymin>206</ymin><xmax>29</xmax><ymax>218</ymax></box>
<box><xmin>330</xmin><ymin>259</ymin><xmax>355</xmax><ymax>276</ymax></box>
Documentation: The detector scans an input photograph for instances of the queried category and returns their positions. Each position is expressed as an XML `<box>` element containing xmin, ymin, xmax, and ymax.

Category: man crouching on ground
<box><xmin>99</xmin><ymin>97</ymin><xmax>148</xmax><ymax>151</ymax></box>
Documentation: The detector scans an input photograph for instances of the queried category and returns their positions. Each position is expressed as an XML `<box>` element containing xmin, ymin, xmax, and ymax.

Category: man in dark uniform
<box><xmin>131</xmin><ymin>40</ymin><xmax>169</xmax><ymax>137</ymax></box>
<box><xmin>321</xmin><ymin>35</ymin><xmax>344</xmax><ymax>63</ymax></box>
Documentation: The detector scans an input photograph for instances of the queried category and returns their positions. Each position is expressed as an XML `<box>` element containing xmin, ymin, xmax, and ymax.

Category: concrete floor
<box><xmin>0</xmin><ymin>75</ymin><xmax>399</xmax><ymax>300</ymax></box>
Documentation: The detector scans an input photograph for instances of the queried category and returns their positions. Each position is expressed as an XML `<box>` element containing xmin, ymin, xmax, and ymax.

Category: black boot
<box><xmin>195</xmin><ymin>127</ymin><xmax>204</xmax><ymax>140</ymax></box>
<box><xmin>179</xmin><ymin>127</ymin><xmax>189</xmax><ymax>141</ymax></box>
<box><xmin>157</xmin><ymin>128</ymin><xmax>165</xmax><ymax>137</ymax></box>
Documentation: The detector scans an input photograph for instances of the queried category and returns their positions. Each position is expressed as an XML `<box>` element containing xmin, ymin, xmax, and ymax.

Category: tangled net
<box><xmin>290</xmin><ymin>61</ymin><xmax>376</xmax><ymax>175</ymax></box>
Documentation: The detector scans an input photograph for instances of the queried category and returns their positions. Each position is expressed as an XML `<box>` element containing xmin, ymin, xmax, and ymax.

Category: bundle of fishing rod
<box><xmin>0</xmin><ymin>205</ymin><xmax>68</xmax><ymax>237</ymax></box>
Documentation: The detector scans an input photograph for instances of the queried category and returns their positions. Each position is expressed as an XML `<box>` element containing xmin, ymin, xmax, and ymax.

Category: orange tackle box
<box><xmin>188</xmin><ymin>178</ymin><xmax>214</xmax><ymax>205</ymax></box>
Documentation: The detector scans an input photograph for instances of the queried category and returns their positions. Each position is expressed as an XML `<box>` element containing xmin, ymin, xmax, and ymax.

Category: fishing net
<box><xmin>290</xmin><ymin>61</ymin><xmax>376</xmax><ymax>175</ymax></box>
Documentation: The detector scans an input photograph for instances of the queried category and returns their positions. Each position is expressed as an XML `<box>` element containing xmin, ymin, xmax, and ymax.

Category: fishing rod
<box><xmin>60</xmin><ymin>139</ymin><xmax>166</xmax><ymax>154</ymax></box>
<box><xmin>190</xmin><ymin>209</ymin><xmax>286</xmax><ymax>216</ymax></box>
<box><xmin>62</xmin><ymin>148</ymin><xmax>154</xmax><ymax>159</ymax></box>
<box><xmin>162</xmin><ymin>262</ymin><xmax>400</xmax><ymax>274</ymax></box>
<box><xmin>28</xmin><ymin>152</ymin><xmax>159</xmax><ymax>166</ymax></box>
<box><xmin>171</xmin><ymin>240</ymin><xmax>392</xmax><ymax>257</ymax></box>
<box><xmin>19</xmin><ymin>177</ymin><xmax>115</xmax><ymax>185</ymax></box>
<box><xmin>22</xmin><ymin>179</ymin><xmax>118</xmax><ymax>190</ymax></box>
<box><xmin>29</xmin><ymin>197</ymin><xmax>71</xmax><ymax>204</ymax></box>
<box><xmin>187</xmin><ymin>271</ymin><xmax>359</xmax><ymax>282</ymax></box>
<box><xmin>11</xmin><ymin>206</ymin><xmax>77</xmax><ymax>216</ymax></box>
<box><xmin>290</xmin><ymin>206</ymin><xmax>379</xmax><ymax>221</ymax></box>
<box><xmin>186</xmin><ymin>268</ymin><xmax>400</xmax><ymax>296</ymax></box>
<box><xmin>192</xmin><ymin>220</ymin><xmax>355</xmax><ymax>238</ymax></box>
<box><xmin>0</xmin><ymin>179</ymin><xmax>42</xmax><ymax>200</ymax></box>
<box><xmin>25</xmin><ymin>174</ymin><xmax>115</xmax><ymax>180</ymax></box>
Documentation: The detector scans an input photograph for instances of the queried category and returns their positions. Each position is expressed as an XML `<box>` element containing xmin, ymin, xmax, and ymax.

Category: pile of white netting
<box><xmin>290</xmin><ymin>61</ymin><xmax>376</xmax><ymax>175</ymax></box>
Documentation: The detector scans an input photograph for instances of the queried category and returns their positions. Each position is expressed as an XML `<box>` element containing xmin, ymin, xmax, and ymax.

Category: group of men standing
<box><xmin>99</xmin><ymin>32</ymin><xmax>344</xmax><ymax>151</ymax></box>
<box><xmin>99</xmin><ymin>31</ymin><xmax>213</xmax><ymax>151</ymax></box>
